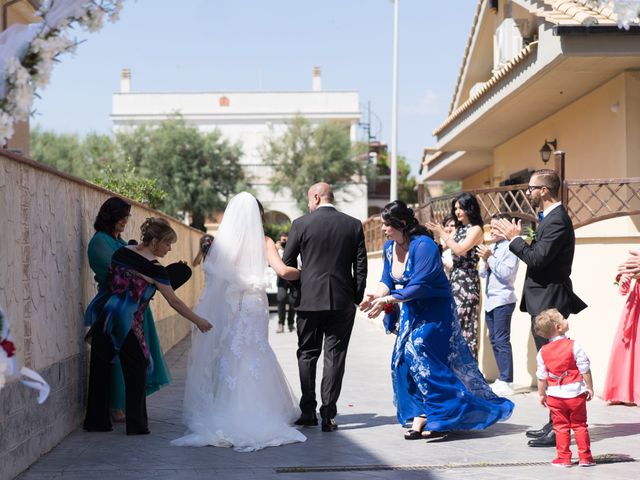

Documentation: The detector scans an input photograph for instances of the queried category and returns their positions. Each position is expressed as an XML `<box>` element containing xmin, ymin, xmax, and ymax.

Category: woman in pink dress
<box><xmin>602</xmin><ymin>270</ymin><xmax>640</xmax><ymax>405</ymax></box>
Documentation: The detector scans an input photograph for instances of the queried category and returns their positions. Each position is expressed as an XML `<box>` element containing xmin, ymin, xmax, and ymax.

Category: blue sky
<box><xmin>32</xmin><ymin>0</ymin><xmax>478</xmax><ymax>173</ymax></box>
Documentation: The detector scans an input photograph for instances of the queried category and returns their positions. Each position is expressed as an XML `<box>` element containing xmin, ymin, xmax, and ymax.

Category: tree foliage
<box><xmin>30</xmin><ymin>125</ymin><xmax>100</xmax><ymax>178</ymax></box>
<box><xmin>262</xmin><ymin>116</ymin><xmax>366</xmax><ymax>212</ymax></box>
<box><xmin>117</xmin><ymin>117</ymin><xmax>245</xmax><ymax>230</ymax></box>
<box><xmin>92</xmin><ymin>161</ymin><xmax>167</xmax><ymax>209</ymax></box>
<box><xmin>30</xmin><ymin>117</ymin><xmax>245</xmax><ymax>231</ymax></box>
<box><xmin>374</xmin><ymin>152</ymin><xmax>418</xmax><ymax>205</ymax></box>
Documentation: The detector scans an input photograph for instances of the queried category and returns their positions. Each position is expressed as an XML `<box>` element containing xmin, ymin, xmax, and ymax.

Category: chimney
<box><xmin>312</xmin><ymin>66</ymin><xmax>321</xmax><ymax>92</ymax></box>
<box><xmin>120</xmin><ymin>68</ymin><xmax>131</xmax><ymax>93</ymax></box>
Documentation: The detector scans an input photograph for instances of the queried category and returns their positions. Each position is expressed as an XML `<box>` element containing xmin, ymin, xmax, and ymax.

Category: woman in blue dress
<box><xmin>361</xmin><ymin>201</ymin><xmax>514</xmax><ymax>439</ymax></box>
<box><xmin>84</xmin><ymin>217</ymin><xmax>212</xmax><ymax>435</ymax></box>
<box><xmin>87</xmin><ymin>197</ymin><xmax>171</xmax><ymax>422</ymax></box>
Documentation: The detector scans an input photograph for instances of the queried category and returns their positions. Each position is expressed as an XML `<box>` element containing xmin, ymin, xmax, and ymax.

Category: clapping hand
<box><xmin>493</xmin><ymin>218</ymin><xmax>522</xmax><ymax>241</ymax></box>
<box><xmin>618</xmin><ymin>250</ymin><xmax>640</xmax><ymax>278</ymax></box>
<box><xmin>476</xmin><ymin>244</ymin><xmax>492</xmax><ymax>261</ymax></box>
<box><xmin>425</xmin><ymin>221</ymin><xmax>445</xmax><ymax>239</ymax></box>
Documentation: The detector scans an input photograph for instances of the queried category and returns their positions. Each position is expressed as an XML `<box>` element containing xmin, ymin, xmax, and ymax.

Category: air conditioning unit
<box><xmin>493</xmin><ymin>18</ymin><xmax>523</xmax><ymax>73</ymax></box>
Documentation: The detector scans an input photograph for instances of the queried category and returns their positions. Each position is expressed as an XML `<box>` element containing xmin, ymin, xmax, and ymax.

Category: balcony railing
<box><xmin>363</xmin><ymin>176</ymin><xmax>640</xmax><ymax>252</ymax></box>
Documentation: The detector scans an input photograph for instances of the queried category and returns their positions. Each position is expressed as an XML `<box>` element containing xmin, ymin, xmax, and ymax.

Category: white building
<box><xmin>111</xmin><ymin>68</ymin><xmax>367</xmax><ymax>223</ymax></box>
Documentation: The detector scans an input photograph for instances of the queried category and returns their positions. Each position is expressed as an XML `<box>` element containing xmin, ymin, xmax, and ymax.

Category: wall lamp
<box><xmin>539</xmin><ymin>139</ymin><xmax>557</xmax><ymax>164</ymax></box>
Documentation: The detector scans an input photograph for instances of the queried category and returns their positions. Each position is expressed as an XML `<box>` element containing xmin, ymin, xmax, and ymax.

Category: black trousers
<box><xmin>277</xmin><ymin>286</ymin><xmax>296</xmax><ymax>327</ymax></box>
<box><xmin>84</xmin><ymin>330</ymin><xmax>149</xmax><ymax>434</ymax></box>
<box><xmin>296</xmin><ymin>307</ymin><xmax>355</xmax><ymax>419</ymax></box>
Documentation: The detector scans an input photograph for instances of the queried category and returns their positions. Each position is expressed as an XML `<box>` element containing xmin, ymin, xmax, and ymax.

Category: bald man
<box><xmin>283</xmin><ymin>182</ymin><xmax>367</xmax><ymax>432</ymax></box>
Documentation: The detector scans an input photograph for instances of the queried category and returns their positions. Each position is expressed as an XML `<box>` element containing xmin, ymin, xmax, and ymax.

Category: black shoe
<box><xmin>294</xmin><ymin>412</ymin><xmax>318</xmax><ymax>426</ymax></box>
<box><xmin>321</xmin><ymin>417</ymin><xmax>338</xmax><ymax>432</ymax></box>
<box><xmin>528</xmin><ymin>430</ymin><xmax>556</xmax><ymax>447</ymax></box>
<box><xmin>525</xmin><ymin>421</ymin><xmax>553</xmax><ymax>438</ymax></box>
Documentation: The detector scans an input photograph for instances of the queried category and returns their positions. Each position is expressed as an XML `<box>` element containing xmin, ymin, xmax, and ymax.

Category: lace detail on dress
<box><xmin>172</xmin><ymin>286</ymin><xmax>306</xmax><ymax>452</ymax></box>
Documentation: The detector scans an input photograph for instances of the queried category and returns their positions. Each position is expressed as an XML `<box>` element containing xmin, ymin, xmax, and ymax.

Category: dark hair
<box><xmin>451</xmin><ymin>193</ymin><xmax>483</xmax><ymax>228</ymax></box>
<box><xmin>193</xmin><ymin>234</ymin><xmax>214</xmax><ymax>266</ymax></box>
<box><xmin>441</xmin><ymin>214</ymin><xmax>456</xmax><ymax>227</ymax></box>
<box><xmin>256</xmin><ymin>198</ymin><xmax>265</xmax><ymax>224</ymax></box>
<box><xmin>491</xmin><ymin>212</ymin><xmax>512</xmax><ymax>222</ymax></box>
<box><xmin>381</xmin><ymin>200</ymin><xmax>432</xmax><ymax>241</ymax></box>
<box><xmin>94</xmin><ymin>197</ymin><xmax>131</xmax><ymax>235</ymax></box>
<box><xmin>140</xmin><ymin>217</ymin><xmax>177</xmax><ymax>246</ymax></box>
<box><xmin>532</xmin><ymin>168</ymin><xmax>560</xmax><ymax>197</ymax></box>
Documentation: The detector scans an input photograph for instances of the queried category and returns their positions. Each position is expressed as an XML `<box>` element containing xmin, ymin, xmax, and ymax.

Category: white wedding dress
<box><xmin>171</xmin><ymin>193</ymin><xmax>306</xmax><ymax>452</ymax></box>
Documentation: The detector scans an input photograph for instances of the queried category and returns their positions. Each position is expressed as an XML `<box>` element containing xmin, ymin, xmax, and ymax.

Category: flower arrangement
<box><xmin>0</xmin><ymin>1</ymin><xmax>125</xmax><ymax>144</ymax></box>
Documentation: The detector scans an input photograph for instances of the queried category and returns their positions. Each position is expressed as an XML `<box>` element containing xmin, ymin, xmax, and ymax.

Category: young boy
<box><xmin>478</xmin><ymin>213</ymin><xmax>520</xmax><ymax>396</ymax></box>
<box><xmin>534</xmin><ymin>308</ymin><xmax>595</xmax><ymax>468</ymax></box>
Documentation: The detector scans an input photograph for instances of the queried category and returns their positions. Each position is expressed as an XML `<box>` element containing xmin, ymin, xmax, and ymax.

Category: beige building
<box><xmin>419</xmin><ymin>0</ymin><xmax>640</xmax><ymax>393</ymax></box>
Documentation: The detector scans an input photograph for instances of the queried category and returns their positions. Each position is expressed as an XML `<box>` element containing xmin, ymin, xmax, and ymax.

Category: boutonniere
<box><xmin>524</xmin><ymin>226</ymin><xmax>536</xmax><ymax>242</ymax></box>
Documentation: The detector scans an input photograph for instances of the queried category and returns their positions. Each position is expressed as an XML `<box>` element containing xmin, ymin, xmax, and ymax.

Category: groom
<box><xmin>283</xmin><ymin>182</ymin><xmax>367</xmax><ymax>432</ymax></box>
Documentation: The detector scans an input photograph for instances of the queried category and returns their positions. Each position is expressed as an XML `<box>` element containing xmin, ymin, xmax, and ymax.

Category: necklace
<box><xmin>396</xmin><ymin>240</ymin><xmax>409</xmax><ymax>251</ymax></box>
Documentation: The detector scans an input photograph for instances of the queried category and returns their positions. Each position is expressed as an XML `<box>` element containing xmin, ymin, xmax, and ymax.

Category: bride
<box><xmin>171</xmin><ymin>192</ymin><xmax>306</xmax><ymax>452</ymax></box>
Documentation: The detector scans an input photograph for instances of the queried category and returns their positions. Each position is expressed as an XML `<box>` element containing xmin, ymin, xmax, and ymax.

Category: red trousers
<box><xmin>547</xmin><ymin>393</ymin><xmax>593</xmax><ymax>463</ymax></box>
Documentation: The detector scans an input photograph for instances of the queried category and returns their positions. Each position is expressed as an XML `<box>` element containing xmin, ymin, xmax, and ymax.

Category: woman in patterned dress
<box><xmin>427</xmin><ymin>193</ymin><xmax>484</xmax><ymax>359</ymax></box>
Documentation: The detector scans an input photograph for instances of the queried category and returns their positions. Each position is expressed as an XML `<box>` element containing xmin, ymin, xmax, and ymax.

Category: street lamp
<box><xmin>539</xmin><ymin>139</ymin><xmax>557</xmax><ymax>164</ymax></box>
<box><xmin>390</xmin><ymin>0</ymin><xmax>399</xmax><ymax>202</ymax></box>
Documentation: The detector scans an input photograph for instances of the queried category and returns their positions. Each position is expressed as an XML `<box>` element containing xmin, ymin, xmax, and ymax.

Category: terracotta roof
<box><xmin>433</xmin><ymin>41</ymin><xmax>537</xmax><ymax>136</ymax></box>
<box><xmin>439</xmin><ymin>0</ymin><xmax>622</xmax><ymax>136</ymax></box>
<box><xmin>540</xmin><ymin>0</ymin><xmax>618</xmax><ymax>26</ymax></box>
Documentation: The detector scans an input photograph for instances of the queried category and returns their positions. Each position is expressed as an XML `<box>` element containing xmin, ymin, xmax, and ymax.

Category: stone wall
<box><xmin>0</xmin><ymin>150</ymin><xmax>205</xmax><ymax>480</ymax></box>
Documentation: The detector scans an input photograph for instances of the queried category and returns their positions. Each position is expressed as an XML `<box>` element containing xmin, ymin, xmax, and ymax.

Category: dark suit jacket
<box><xmin>509</xmin><ymin>205</ymin><xmax>587</xmax><ymax>317</ymax></box>
<box><xmin>283</xmin><ymin>206</ymin><xmax>367</xmax><ymax>311</ymax></box>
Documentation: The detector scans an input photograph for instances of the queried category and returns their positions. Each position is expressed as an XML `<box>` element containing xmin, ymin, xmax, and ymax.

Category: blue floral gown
<box><xmin>381</xmin><ymin>235</ymin><xmax>514</xmax><ymax>431</ymax></box>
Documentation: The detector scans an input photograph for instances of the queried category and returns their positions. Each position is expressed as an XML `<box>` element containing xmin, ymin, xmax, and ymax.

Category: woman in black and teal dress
<box><xmin>427</xmin><ymin>193</ymin><xmax>484</xmax><ymax>359</ymax></box>
<box><xmin>84</xmin><ymin>217</ymin><xmax>212</xmax><ymax>434</ymax></box>
<box><xmin>87</xmin><ymin>197</ymin><xmax>171</xmax><ymax>422</ymax></box>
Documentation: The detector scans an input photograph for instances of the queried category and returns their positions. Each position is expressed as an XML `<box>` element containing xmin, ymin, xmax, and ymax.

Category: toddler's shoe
<box><xmin>579</xmin><ymin>458</ymin><xmax>596</xmax><ymax>467</ymax></box>
<box><xmin>551</xmin><ymin>458</ymin><xmax>572</xmax><ymax>468</ymax></box>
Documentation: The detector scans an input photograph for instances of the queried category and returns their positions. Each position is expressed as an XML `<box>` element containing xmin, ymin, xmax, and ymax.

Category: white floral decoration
<box><xmin>0</xmin><ymin>1</ymin><xmax>126</xmax><ymax>145</ymax></box>
<box><xmin>0</xmin><ymin>307</ymin><xmax>51</xmax><ymax>403</ymax></box>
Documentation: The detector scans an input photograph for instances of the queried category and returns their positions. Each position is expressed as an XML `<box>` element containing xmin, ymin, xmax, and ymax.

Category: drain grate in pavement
<box><xmin>275</xmin><ymin>454</ymin><xmax>635</xmax><ymax>473</ymax></box>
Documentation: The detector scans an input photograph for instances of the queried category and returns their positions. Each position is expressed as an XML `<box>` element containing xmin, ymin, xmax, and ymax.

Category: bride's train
<box><xmin>172</xmin><ymin>291</ymin><xmax>305</xmax><ymax>452</ymax></box>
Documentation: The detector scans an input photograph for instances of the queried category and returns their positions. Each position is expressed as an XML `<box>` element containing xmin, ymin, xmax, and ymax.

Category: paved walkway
<box><xmin>17</xmin><ymin>314</ymin><xmax>640</xmax><ymax>480</ymax></box>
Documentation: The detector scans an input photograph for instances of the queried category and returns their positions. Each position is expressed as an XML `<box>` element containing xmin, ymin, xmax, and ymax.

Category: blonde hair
<box><xmin>534</xmin><ymin>308</ymin><xmax>565</xmax><ymax>339</ymax></box>
<box><xmin>140</xmin><ymin>217</ymin><xmax>177</xmax><ymax>246</ymax></box>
